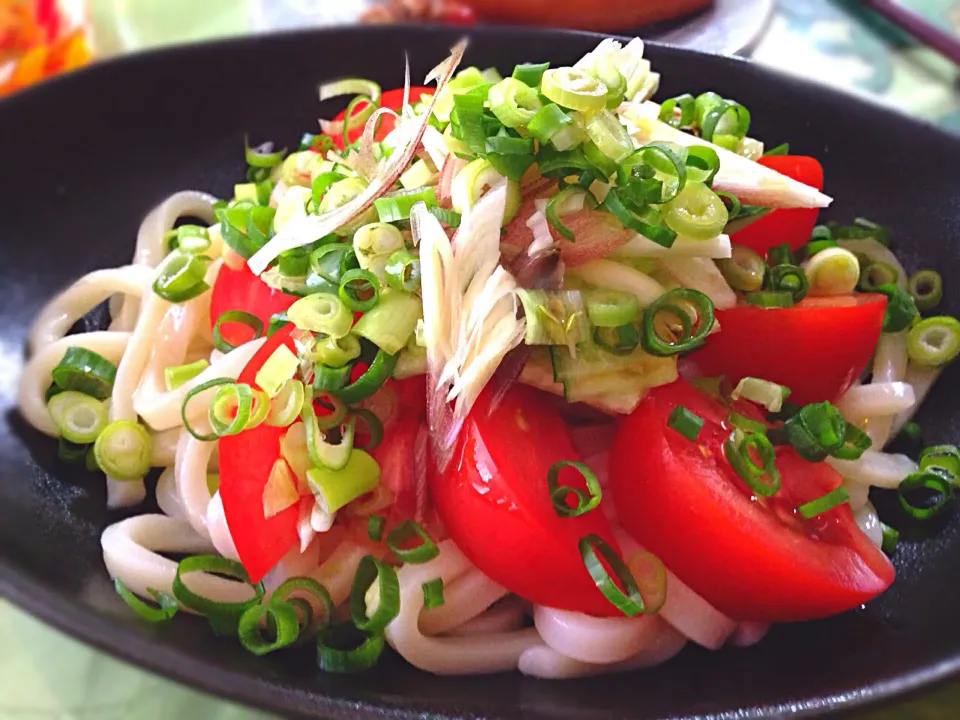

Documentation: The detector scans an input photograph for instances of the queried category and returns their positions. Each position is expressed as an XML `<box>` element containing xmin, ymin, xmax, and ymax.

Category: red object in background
<box><xmin>209</xmin><ymin>263</ymin><xmax>297</xmax><ymax>345</ymax></box>
<box><xmin>331</xmin><ymin>86</ymin><xmax>434</xmax><ymax>149</ymax></box>
<box><xmin>691</xmin><ymin>294</ymin><xmax>887</xmax><ymax>405</ymax></box>
<box><xmin>432</xmin><ymin>385</ymin><xmax>624</xmax><ymax>617</ymax></box>
<box><xmin>730</xmin><ymin>156</ymin><xmax>825</xmax><ymax>255</ymax></box>
<box><xmin>462</xmin><ymin>0</ymin><xmax>710</xmax><ymax>30</ymax></box>
<box><xmin>609</xmin><ymin>379</ymin><xmax>894</xmax><ymax>622</ymax></box>
<box><xmin>435</xmin><ymin>1</ymin><xmax>477</xmax><ymax>24</ymax></box>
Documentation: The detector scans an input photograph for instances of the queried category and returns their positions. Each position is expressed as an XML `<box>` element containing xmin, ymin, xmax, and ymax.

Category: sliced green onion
<box><xmin>311</xmin><ymin>171</ymin><xmax>343</xmax><ymax>205</ymax></box>
<box><xmin>181</xmin><ymin>377</ymin><xmax>236</xmax><ymax>441</ymax></box>
<box><xmin>859</xmin><ymin>261</ymin><xmax>900</xmax><ymax>291</ymax></box>
<box><xmin>287</xmin><ymin>293</ymin><xmax>352</xmax><ymax>339</ymax></box>
<box><xmin>766</xmin><ymin>242</ymin><xmax>794</xmax><ymax>268</ymax></box>
<box><xmin>767</xmin><ymin>264</ymin><xmax>808</xmax><ymax>303</ymax></box>
<box><xmin>832</xmin><ymin>422</ymin><xmax>872</xmax><ymax>461</ymax></box>
<box><xmin>313</xmin><ymin>363</ymin><xmax>352</xmax><ymax>392</ymax></box>
<box><xmin>58</xmin><ymin>437</ymin><xmax>89</xmax><ymax>464</ymax></box>
<box><xmin>386</xmin><ymin>519</ymin><xmax>439</xmax><ymax>563</ymax></box>
<box><xmin>731</xmin><ymin>377</ymin><xmax>790</xmax><ymax>413</ymax></box>
<box><xmin>306</xmin><ymin>447</ymin><xmax>379</xmax><ymax>508</ymax></box>
<box><xmin>804</xmin><ymin>247</ymin><xmax>860</xmax><ymax>296</ymax></box>
<box><xmin>238</xmin><ymin>601</ymin><xmax>300</xmax><ymax>656</ymax></box>
<box><xmin>164</xmin><ymin>359</ymin><xmax>209</xmax><ymax>391</ymax></box>
<box><xmin>349</xmin><ymin>555</ymin><xmax>400</xmax><ymax>633</ymax></box>
<box><xmin>153</xmin><ymin>251</ymin><xmax>209</xmax><ymax>303</ymax></box>
<box><xmin>899</xmin><ymin>469</ymin><xmax>954</xmax><ymax>520</ymax></box>
<box><xmin>422</xmin><ymin>578</ymin><xmax>445</xmax><ymax>609</ymax></box>
<box><xmin>278</xmin><ymin>247</ymin><xmax>311</xmax><ymax>278</ymax></box>
<box><xmin>245</xmin><ymin>137</ymin><xmax>286</xmax><ymax>168</ymax></box>
<box><xmin>114</xmin><ymin>578</ymin><xmax>178</xmax><ymax>623</ymax></box>
<box><xmin>724</xmin><ymin>429</ymin><xmax>781</xmax><ymax>496</ymax></box>
<box><xmin>212</xmin><ymin>310</ymin><xmax>264</xmax><ymax>353</ymax></box>
<box><xmin>593</xmin><ymin>324</ymin><xmax>641</xmax><ymax>355</ymax></box>
<box><xmin>797</xmin><ymin>486</ymin><xmax>849</xmax><ymax>519</ymax></box>
<box><xmin>783</xmin><ymin>401</ymin><xmax>847</xmax><ymax>462</ymax></box>
<box><xmin>802</xmin><ymin>239</ymin><xmax>839</xmax><ymax>260</ymax></box>
<box><xmin>336</xmin><ymin>347</ymin><xmax>398</xmax><ymax>404</ymax></box>
<box><xmin>339</xmin><ymin>269</ymin><xmax>380</xmax><ymax>312</ymax></box>
<box><xmin>384</xmin><ymin>249</ymin><xmax>421</xmax><ymax>293</ymax></box>
<box><xmin>907</xmin><ymin>270</ymin><xmax>943</xmax><ymax>311</ymax></box>
<box><xmin>696</xmin><ymin>93</ymin><xmax>750</xmax><ymax>149</ymax></box>
<box><xmin>172</xmin><ymin>555</ymin><xmax>265</xmax><ymax>636</ymax></box>
<box><xmin>906</xmin><ymin>316</ymin><xmax>960</xmax><ymax>367</ymax></box>
<box><xmin>209</xmin><ymin>383</ymin><xmax>256</xmax><ymax>436</ymax></box>
<box><xmin>667</xmin><ymin>406</ymin><xmax>704</xmax><ymax>441</ymax></box>
<box><xmin>167</xmin><ymin>225</ymin><xmax>212</xmax><ymax>254</ymax></box>
<box><xmin>745</xmin><ymin>291</ymin><xmax>794</xmax><ymax>308</ymax></box>
<box><xmin>516</xmin><ymin>289</ymin><xmax>590</xmax><ymax>347</ymax></box>
<box><xmin>585</xmin><ymin>109</ymin><xmax>633</xmax><ymax>163</ymax></box>
<box><xmin>728</xmin><ymin>411</ymin><xmax>766</xmax><ymax>434</ymax></box>
<box><xmin>541</xmin><ymin>67</ymin><xmax>608</xmax><ymax>112</ymax></box>
<box><xmin>528</xmin><ymin>104</ymin><xmax>580</xmax><ymax>149</ymax></box>
<box><xmin>93</xmin><ymin>420</ymin><xmax>152</xmax><ymax>480</ymax></box>
<box><xmin>641</xmin><ymin>288</ymin><xmax>715</xmax><ymax>357</ymax></box>
<box><xmin>428</xmin><ymin>207</ymin><xmax>462</xmax><ymax>227</ymax></box>
<box><xmin>255</xmin><ymin>345</ymin><xmax>298</xmax><ymax>399</ymax></box>
<box><xmin>488</xmin><ymin>77</ymin><xmax>542</xmax><ymax>128</ymax></box>
<box><xmin>352</xmin><ymin>289</ymin><xmax>420</xmax><ymax>355</ymax></box>
<box><xmin>584</xmin><ymin>289</ymin><xmax>640</xmax><ymax>328</ymax></box>
<box><xmin>717</xmin><ymin>245</ymin><xmax>766</xmax><ymax>293</ymax></box>
<box><xmin>320</xmin><ymin>179</ymin><xmax>377</xmax><ymax>236</ymax></box>
<box><xmin>898</xmin><ymin>420</ymin><xmax>922</xmax><ymax>444</ymax></box>
<box><xmin>833</xmin><ymin>217</ymin><xmax>890</xmax><ymax>245</ymax></box>
<box><xmin>50</xmin><ymin>347</ymin><xmax>117</xmax><ymax>399</ymax></box>
<box><xmin>620</xmin><ymin>142</ymin><xmax>688</xmax><ymax>204</ymax></box>
<box><xmin>658</xmin><ymin>93</ymin><xmax>695</xmax><ymax>129</ymax></box>
<box><xmin>374</xmin><ymin>187</ymin><xmax>438</xmax><ymax>223</ymax></box>
<box><xmin>919</xmin><ymin>445</ymin><xmax>960</xmax><ymax>479</ymax></box>
<box><xmin>662</xmin><ymin>182</ymin><xmax>728</xmax><ymax>240</ymax></box>
<box><xmin>547</xmin><ymin>460</ymin><xmax>602</xmax><ymax>518</ymax></box>
<box><xmin>316</xmin><ymin>623</ymin><xmax>385</xmax><ymax>673</ymax></box>
<box><xmin>302</xmin><ymin>382</ymin><xmax>347</xmax><ymax>434</ymax></box>
<box><xmin>764</xmin><ymin>142</ymin><xmax>790</xmax><ymax>156</ymax></box>
<box><xmin>513</xmin><ymin>61</ymin><xmax>550</xmax><ymax>87</ymax></box>
<box><xmin>578</xmin><ymin>534</ymin><xmax>646</xmax><ymax>616</ymax></box>
<box><xmin>266</xmin><ymin>379</ymin><xmax>305</xmax><ymax>427</ymax></box>
<box><xmin>685</xmin><ymin>145</ymin><xmax>721</xmax><ymax>186</ymax></box>
<box><xmin>603</xmin><ymin>190</ymin><xmax>677</xmax><ymax>248</ymax></box>
<box><xmin>47</xmin><ymin>391</ymin><xmax>108</xmax><ymax>444</ymax></box>
<box><xmin>269</xmin><ymin>577</ymin><xmax>333</xmax><ymax>639</ymax></box>
<box><xmin>881</xmin><ymin>522</ymin><xmax>899</xmax><ymax>555</ymax></box>
<box><xmin>367</xmin><ymin>514</ymin><xmax>385</xmax><ymax>542</ymax></box>
<box><xmin>875</xmin><ymin>283</ymin><xmax>918</xmax><ymax>333</ymax></box>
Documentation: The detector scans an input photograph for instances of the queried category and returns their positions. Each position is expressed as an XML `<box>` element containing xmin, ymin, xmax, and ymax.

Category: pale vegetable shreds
<box><xmin>247</xmin><ymin>39</ymin><xmax>468</xmax><ymax>275</ymax></box>
<box><xmin>614</xmin><ymin>233</ymin><xmax>732</xmax><ymax>259</ymax></box>
<box><xmin>413</xmin><ymin>182</ymin><xmax>526</xmax><ymax>472</ymax></box>
<box><xmin>262</xmin><ymin>458</ymin><xmax>300</xmax><ymax>518</ymax></box>
<box><xmin>574</xmin><ymin>38</ymin><xmax>659</xmax><ymax>103</ymax></box>
<box><xmin>658</xmin><ymin>257</ymin><xmax>738</xmax><ymax>310</ymax></box>
<box><xmin>619</xmin><ymin>101</ymin><xmax>833</xmax><ymax>209</ymax></box>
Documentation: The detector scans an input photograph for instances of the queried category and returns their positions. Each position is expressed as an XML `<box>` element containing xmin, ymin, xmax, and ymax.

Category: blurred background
<box><xmin>3</xmin><ymin>0</ymin><xmax>960</xmax><ymax>718</ymax></box>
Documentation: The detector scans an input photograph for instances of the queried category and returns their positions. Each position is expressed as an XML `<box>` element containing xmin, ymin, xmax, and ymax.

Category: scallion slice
<box><xmin>541</xmin><ymin>67</ymin><xmax>608</xmax><ymax>112</ymax></box>
<box><xmin>47</xmin><ymin>391</ymin><xmax>108</xmax><ymax>444</ymax></box>
<box><xmin>662</xmin><ymin>182</ymin><xmax>728</xmax><ymax>240</ymax></box>
<box><xmin>181</xmin><ymin>377</ymin><xmax>235</xmax><ymax>441</ymax></box>
<box><xmin>731</xmin><ymin>377</ymin><xmax>791</xmax><ymax>413</ymax></box>
<box><xmin>488</xmin><ymin>77</ymin><xmax>542</xmax><ymax>128</ymax></box>
<box><xmin>584</xmin><ymin>289</ymin><xmax>641</xmax><ymax>328</ymax></box>
<box><xmin>881</xmin><ymin>522</ymin><xmax>899</xmax><ymax>555</ymax></box>
<box><xmin>804</xmin><ymin>247</ymin><xmax>860</xmax><ymax>296</ymax></box>
<box><xmin>640</xmin><ymin>288</ymin><xmax>714</xmax><ymax>357</ymax></box>
<box><xmin>339</xmin><ymin>269</ymin><xmax>380</xmax><ymax>312</ymax></box>
<box><xmin>153</xmin><ymin>251</ymin><xmax>210</xmax><ymax>303</ymax></box>
<box><xmin>767</xmin><ymin>264</ymin><xmax>808</xmax><ymax>303</ymax></box>
<box><xmin>58</xmin><ymin>437</ymin><xmax>89</xmax><ymax>464</ymax></box>
<box><xmin>384</xmin><ymin>249</ymin><xmax>421</xmax><ymax>293</ymax></box>
<box><xmin>266</xmin><ymin>379</ymin><xmax>305</xmax><ymax>427</ymax></box>
<box><xmin>386</xmin><ymin>519</ymin><xmax>439</xmax><ymax>563</ymax></box>
<box><xmin>723</xmin><ymin>428</ymin><xmax>781</xmax><ymax>496</ymax></box>
<box><xmin>859</xmin><ymin>261</ymin><xmax>899</xmax><ymax>291</ymax></box>
<box><xmin>351</xmin><ymin>289</ymin><xmax>420</xmax><ymax>355</ymax></box>
<box><xmin>875</xmin><ymin>283</ymin><xmax>918</xmax><ymax>333</ymax></box>
<box><xmin>797</xmin><ymin>486</ymin><xmax>849</xmax><ymax>519</ymax></box>
<box><xmin>527</xmin><ymin>103</ymin><xmax>578</xmax><ymax>148</ymax></box>
<box><xmin>422</xmin><ymin>578</ymin><xmax>445</xmax><ymax>609</ymax></box>
<box><xmin>349</xmin><ymin>555</ymin><xmax>400</xmax><ymax>634</ymax></box>
<box><xmin>658</xmin><ymin>93</ymin><xmax>695</xmax><ymax>129</ymax></box>
<box><xmin>783</xmin><ymin>401</ymin><xmax>847</xmax><ymax>462</ymax></box>
<box><xmin>93</xmin><ymin>420</ymin><xmax>152</xmax><ymax>480</ymax></box>
<box><xmin>245</xmin><ymin>137</ymin><xmax>286</xmax><ymax>168</ymax></box>
<box><xmin>316</xmin><ymin>623</ymin><xmax>385</xmax><ymax>673</ymax></box>
<box><xmin>717</xmin><ymin>245</ymin><xmax>766</xmax><ymax>293</ymax></box>
<box><xmin>287</xmin><ymin>293</ymin><xmax>352</xmax><ymax>339</ymax></box>
<box><xmin>172</xmin><ymin>554</ymin><xmax>265</xmax><ymax>636</ymax></box>
<box><xmin>907</xmin><ymin>270</ymin><xmax>943</xmax><ymax>311</ymax></box>
<box><xmin>212</xmin><ymin>310</ymin><xmax>265</xmax><ymax>353</ymax></box>
<box><xmin>51</xmin><ymin>347</ymin><xmax>117</xmax><ymax>399</ymax></box>
<box><xmin>745</xmin><ymin>291</ymin><xmax>794</xmax><ymax>308</ymax></box>
<box><xmin>728</xmin><ymin>411</ymin><xmax>766</xmax><ymax>434</ymax></box>
<box><xmin>906</xmin><ymin>315</ymin><xmax>960</xmax><ymax>367</ymax></box>
<box><xmin>919</xmin><ymin>444</ymin><xmax>960</xmax><ymax>480</ymax></box>
<box><xmin>578</xmin><ymin>534</ymin><xmax>646</xmax><ymax>616</ymax></box>
<box><xmin>238</xmin><ymin>601</ymin><xmax>300</xmax><ymax>656</ymax></box>
<box><xmin>832</xmin><ymin>422</ymin><xmax>873</xmax><ymax>461</ymax></box>
<box><xmin>374</xmin><ymin>187</ymin><xmax>438</xmax><ymax>223</ymax></box>
<box><xmin>269</xmin><ymin>577</ymin><xmax>333</xmax><ymax>639</ymax></box>
<box><xmin>667</xmin><ymin>406</ymin><xmax>704</xmax><ymax>441</ymax></box>
<box><xmin>367</xmin><ymin>514</ymin><xmax>385</xmax><ymax>543</ymax></box>
<box><xmin>209</xmin><ymin>382</ymin><xmax>256</xmax><ymax>437</ymax></box>
<box><xmin>164</xmin><ymin>359</ymin><xmax>209</xmax><ymax>391</ymax></box>
<box><xmin>336</xmin><ymin>347</ymin><xmax>398</xmax><ymax>405</ymax></box>
<box><xmin>899</xmin><ymin>469</ymin><xmax>954</xmax><ymax>520</ymax></box>
<box><xmin>114</xmin><ymin>578</ymin><xmax>178</xmax><ymax>623</ymax></box>
<box><xmin>512</xmin><ymin>61</ymin><xmax>550</xmax><ymax>87</ymax></box>
<box><xmin>547</xmin><ymin>460</ymin><xmax>602</xmax><ymax>518</ymax></box>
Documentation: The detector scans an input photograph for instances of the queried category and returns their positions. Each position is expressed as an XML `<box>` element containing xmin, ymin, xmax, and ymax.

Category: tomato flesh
<box><xmin>332</xmin><ymin>86</ymin><xmax>434</xmax><ymax>150</ymax></box>
<box><xmin>432</xmin><ymin>386</ymin><xmax>623</xmax><ymax>616</ymax></box>
<box><xmin>209</xmin><ymin>263</ymin><xmax>297</xmax><ymax>346</ymax></box>
<box><xmin>692</xmin><ymin>294</ymin><xmax>886</xmax><ymax>404</ymax></box>
<box><xmin>610</xmin><ymin>380</ymin><xmax>894</xmax><ymax>622</ymax></box>
<box><xmin>218</xmin><ymin>325</ymin><xmax>299</xmax><ymax>582</ymax></box>
<box><xmin>731</xmin><ymin>155</ymin><xmax>824</xmax><ymax>255</ymax></box>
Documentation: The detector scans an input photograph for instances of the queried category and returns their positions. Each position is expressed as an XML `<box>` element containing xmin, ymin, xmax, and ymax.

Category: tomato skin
<box><xmin>209</xmin><ymin>263</ymin><xmax>297</xmax><ymax>345</ymax></box>
<box><xmin>436</xmin><ymin>2</ymin><xmax>478</xmax><ymax>23</ymax></box>
<box><xmin>218</xmin><ymin>325</ymin><xmax>299</xmax><ymax>583</ymax></box>
<box><xmin>731</xmin><ymin>156</ymin><xmax>824</xmax><ymax>255</ymax></box>
<box><xmin>432</xmin><ymin>386</ymin><xmax>623</xmax><ymax>616</ymax></box>
<box><xmin>692</xmin><ymin>294</ymin><xmax>886</xmax><ymax>405</ymax></box>
<box><xmin>332</xmin><ymin>86</ymin><xmax>433</xmax><ymax>150</ymax></box>
<box><xmin>610</xmin><ymin>380</ymin><xmax>894</xmax><ymax>622</ymax></box>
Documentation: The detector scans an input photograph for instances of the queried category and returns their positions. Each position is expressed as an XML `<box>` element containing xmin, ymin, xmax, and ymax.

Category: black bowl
<box><xmin>2</xmin><ymin>25</ymin><xmax>960</xmax><ymax>720</ymax></box>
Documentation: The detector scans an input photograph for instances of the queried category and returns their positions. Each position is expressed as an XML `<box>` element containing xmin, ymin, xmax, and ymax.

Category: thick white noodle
<box><xmin>262</xmin><ymin>539</ymin><xmax>323</xmax><ymax>593</ymax></box>
<box><xmin>729</xmin><ymin>621</ymin><xmax>770</xmax><ymax>648</ymax></box>
<box><xmin>101</xmin><ymin>515</ymin><xmax>253</xmax><ymax>608</ymax></box>
<box><xmin>155</xmin><ymin>468</ymin><xmax>183</xmax><ymax>519</ymax></box>
<box><xmin>307</xmin><ymin>542</ymin><xmax>368</xmax><ymax>606</ymax></box>
<box><xmin>518</xmin><ymin>617</ymin><xmax>687</xmax><ymax>679</ymax></box>
<box><xmin>863</xmin><ymin>332</ymin><xmax>908</xmax><ymax>448</ymax></box>
<box><xmin>420</xmin><ymin>568</ymin><xmax>509</xmax><ymax>636</ymax></box>
<box><xmin>855</xmin><ymin>501</ymin><xmax>883</xmax><ymax>549</ymax></box>
<box><xmin>891</xmin><ymin>363</ymin><xmax>942</xmax><ymax>439</ymax></box>
<box><xmin>28</xmin><ymin>266</ymin><xmax>155</xmax><ymax>352</ymax></box>
<box><xmin>134</xmin><ymin>191</ymin><xmax>218</xmax><ymax>268</ymax></box>
<box><xmin>385</xmin><ymin>541</ymin><xmax>541</xmax><ymax>674</ymax></box>
<box><xmin>174</xmin><ymin>430</ymin><xmax>216</xmax><ymax>540</ymax></box>
<box><xmin>836</xmin><ymin>382</ymin><xmax>915</xmax><ymax>422</ymax></box>
<box><xmin>18</xmin><ymin>331</ymin><xmax>130</xmax><ymax>436</ymax></box>
<box><xmin>206</xmin><ymin>491</ymin><xmax>241</xmax><ymax>562</ymax></box>
<box><xmin>533</xmin><ymin>605</ymin><xmax>661</xmax><ymax>664</ymax></box>
<box><xmin>149</xmin><ymin>428</ymin><xmax>182</xmax><ymax>467</ymax></box>
<box><xmin>828</xmin><ymin>450</ymin><xmax>918</xmax><ymax>489</ymax></box>
<box><xmin>658</xmin><ymin>257</ymin><xmax>737</xmax><ymax>310</ymax></box>
<box><xmin>447</xmin><ymin>597</ymin><xmax>528</xmax><ymax>637</ymax></box>
<box><xmin>844</xmin><ymin>479</ymin><xmax>870</xmax><ymax>513</ymax></box>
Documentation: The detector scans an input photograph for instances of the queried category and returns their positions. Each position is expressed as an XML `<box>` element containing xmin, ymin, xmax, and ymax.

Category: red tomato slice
<box><xmin>610</xmin><ymin>380</ymin><xmax>894</xmax><ymax>622</ymax></box>
<box><xmin>372</xmin><ymin>417</ymin><xmax>422</xmax><ymax>521</ymax></box>
<box><xmin>332</xmin><ymin>86</ymin><xmax>434</xmax><ymax>150</ymax></box>
<box><xmin>731</xmin><ymin>156</ymin><xmax>824</xmax><ymax>255</ymax></box>
<box><xmin>432</xmin><ymin>385</ymin><xmax>623</xmax><ymax>616</ymax></box>
<box><xmin>218</xmin><ymin>325</ymin><xmax>299</xmax><ymax>582</ymax></box>
<box><xmin>691</xmin><ymin>293</ymin><xmax>886</xmax><ymax>405</ymax></box>
<box><xmin>209</xmin><ymin>263</ymin><xmax>297</xmax><ymax>346</ymax></box>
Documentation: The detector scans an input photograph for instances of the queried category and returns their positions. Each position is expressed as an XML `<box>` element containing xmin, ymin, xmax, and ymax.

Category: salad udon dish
<box><xmin>17</xmin><ymin>37</ymin><xmax>960</xmax><ymax>677</ymax></box>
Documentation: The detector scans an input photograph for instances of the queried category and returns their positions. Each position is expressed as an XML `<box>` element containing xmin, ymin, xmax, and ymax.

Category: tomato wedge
<box><xmin>610</xmin><ymin>380</ymin><xmax>894</xmax><ymax>622</ymax></box>
<box><xmin>332</xmin><ymin>86</ymin><xmax>434</xmax><ymax>150</ymax></box>
<box><xmin>731</xmin><ymin>155</ymin><xmax>824</xmax><ymax>255</ymax></box>
<box><xmin>209</xmin><ymin>263</ymin><xmax>297</xmax><ymax>346</ymax></box>
<box><xmin>432</xmin><ymin>385</ymin><xmax>623</xmax><ymax>616</ymax></box>
<box><xmin>218</xmin><ymin>325</ymin><xmax>299</xmax><ymax>582</ymax></box>
<box><xmin>692</xmin><ymin>294</ymin><xmax>886</xmax><ymax>405</ymax></box>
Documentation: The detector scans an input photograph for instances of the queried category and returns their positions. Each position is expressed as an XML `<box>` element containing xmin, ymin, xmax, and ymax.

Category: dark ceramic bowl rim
<box><xmin>2</xmin><ymin>23</ymin><xmax>960</xmax><ymax>720</ymax></box>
